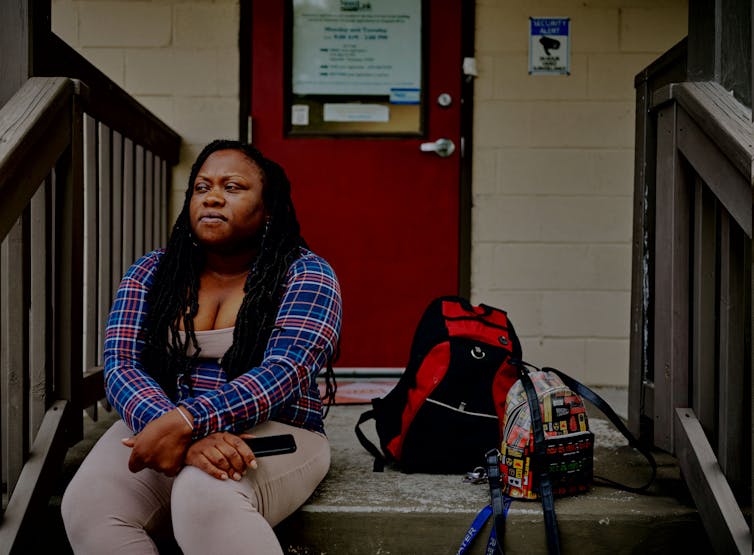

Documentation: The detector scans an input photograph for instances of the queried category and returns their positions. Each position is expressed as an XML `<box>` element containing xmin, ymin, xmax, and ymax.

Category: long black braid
<box><xmin>141</xmin><ymin>139</ymin><xmax>337</xmax><ymax>413</ymax></box>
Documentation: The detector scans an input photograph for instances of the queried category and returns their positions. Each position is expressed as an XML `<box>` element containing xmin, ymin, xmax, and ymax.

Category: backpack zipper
<box><xmin>503</xmin><ymin>400</ymin><xmax>528</xmax><ymax>439</ymax></box>
<box><xmin>443</xmin><ymin>316</ymin><xmax>512</xmax><ymax>333</ymax></box>
<box><xmin>425</xmin><ymin>398</ymin><xmax>497</xmax><ymax>419</ymax></box>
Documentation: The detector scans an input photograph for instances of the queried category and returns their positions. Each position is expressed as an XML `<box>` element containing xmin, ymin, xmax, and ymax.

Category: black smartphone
<box><xmin>244</xmin><ymin>434</ymin><xmax>297</xmax><ymax>457</ymax></box>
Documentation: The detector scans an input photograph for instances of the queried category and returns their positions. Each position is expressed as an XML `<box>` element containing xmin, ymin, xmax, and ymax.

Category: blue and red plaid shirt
<box><xmin>104</xmin><ymin>248</ymin><xmax>342</xmax><ymax>437</ymax></box>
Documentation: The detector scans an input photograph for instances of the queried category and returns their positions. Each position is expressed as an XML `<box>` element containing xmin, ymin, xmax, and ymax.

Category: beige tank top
<box><xmin>176</xmin><ymin>327</ymin><xmax>234</xmax><ymax>360</ymax></box>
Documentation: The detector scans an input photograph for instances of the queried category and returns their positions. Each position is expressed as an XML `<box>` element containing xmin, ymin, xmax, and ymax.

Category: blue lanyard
<box><xmin>457</xmin><ymin>497</ymin><xmax>512</xmax><ymax>555</ymax></box>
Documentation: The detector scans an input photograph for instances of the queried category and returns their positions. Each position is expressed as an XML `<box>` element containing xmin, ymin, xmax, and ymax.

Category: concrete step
<box><xmin>38</xmin><ymin>390</ymin><xmax>712</xmax><ymax>554</ymax></box>
<box><xmin>276</xmin><ymin>404</ymin><xmax>711</xmax><ymax>555</ymax></box>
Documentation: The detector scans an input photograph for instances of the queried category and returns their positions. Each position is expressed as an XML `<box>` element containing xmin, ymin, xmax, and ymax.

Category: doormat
<box><xmin>318</xmin><ymin>380</ymin><xmax>397</xmax><ymax>405</ymax></box>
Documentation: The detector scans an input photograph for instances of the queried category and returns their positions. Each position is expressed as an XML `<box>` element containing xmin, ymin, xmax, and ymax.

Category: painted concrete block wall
<box><xmin>473</xmin><ymin>0</ymin><xmax>687</xmax><ymax>385</ymax></box>
<box><xmin>51</xmin><ymin>0</ymin><xmax>240</xmax><ymax>220</ymax></box>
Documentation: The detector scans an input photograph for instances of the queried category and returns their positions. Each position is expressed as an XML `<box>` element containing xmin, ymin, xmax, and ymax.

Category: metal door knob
<box><xmin>420</xmin><ymin>138</ymin><xmax>456</xmax><ymax>158</ymax></box>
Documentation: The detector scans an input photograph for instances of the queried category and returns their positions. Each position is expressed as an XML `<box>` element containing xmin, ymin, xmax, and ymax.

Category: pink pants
<box><xmin>62</xmin><ymin>419</ymin><xmax>330</xmax><ymax>554</ymax></box>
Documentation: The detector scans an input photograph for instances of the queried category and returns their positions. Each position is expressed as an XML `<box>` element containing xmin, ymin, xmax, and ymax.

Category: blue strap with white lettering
<box><xmin>456</xmin><ymin>505</ymin><xmax>492</xmax><ymax>555</ymax></box>
<box><xmin>457</xmin><ymin>498</ymin><xmax>512</xmax><ymax>555</ymax></box>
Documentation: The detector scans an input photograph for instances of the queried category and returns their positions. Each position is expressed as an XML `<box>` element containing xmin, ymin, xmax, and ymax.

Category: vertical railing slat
<box><xmin>161</xmin><ymin>159</ymin><xmax>168</xmax><ymax>245</ymax></box>
<box><xmin>111</xmin><ymin>131</ymin><xmax>124</xmax><ymax>295</ymax></box>
<box><xmin>96</xmin><ymin>124</ymin><xmax>113</xmax><ymax>367</ymax></box>
<box><xmin>29</xmin><ymin>181</ymin><xmax>50</xmax><ymax>442</ymax></box>
<box><xmin>55</xmin><ymin>96</ymin><xmax>85</xmax><ymax>445</ymax></box>
<box><xmin>134</xmin><ymin>145</ymin><xmax>145</xmax><ymax>258</ymax></box>
<box><xmin>692</xmin><ymin>179</ymin><xmax>718</xmax><ymax>442</ymax></box>
<box><xmin>1</xmin><ymin>217</ymin><xmax>27</xmax><ymax>497</ymax></box>
<box><xmin>152</xmin><ymin>155</ymin><xmax>161</xmax><ymax>249</ymax></box>
<box><xmin>82</xmin><ymin>116</ymin><xmax>98</xmax><ymax>374</ymax></box>
<box><xmin>122</xmin><ymin>138</ymin><xmax>135</xmax><ymax>269</ymax></box>
<box><xmin>144</xmin><ymin>151</ymin><xmax>154</xmax><ymax>251</ymax></box>
<box><xmin>717</xmin><ymin>212</ymin><xmax>750</xmax><ymax>493</ymax></box>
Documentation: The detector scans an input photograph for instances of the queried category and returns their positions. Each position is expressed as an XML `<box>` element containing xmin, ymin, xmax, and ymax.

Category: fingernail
<box><xmin>250</xmin><ymin>460</ymin><xmax>258</xmax><ymax>470</ymax></box>
<box><xmin>220</xmin><ymin>473</ymin><xmax>228</xmax><ymax>480</ymax></box>
<box><xmin>232</xmin><ymin>472</ymin><xmax>242</xmax><ymax>481</ymax></box>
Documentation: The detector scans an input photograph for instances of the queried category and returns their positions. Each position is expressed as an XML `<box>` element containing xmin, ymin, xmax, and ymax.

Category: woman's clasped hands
<box><xmin>121</xmin><ymin>408</ymin><xmax>257</xmax><ymax>480</ymax></box>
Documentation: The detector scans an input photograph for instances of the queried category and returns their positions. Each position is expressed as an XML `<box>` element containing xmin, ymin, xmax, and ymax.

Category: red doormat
<box><xmin>318</xmin><ymin>380</ymin><xmax>397</xmax><ymax>405</ymax></box>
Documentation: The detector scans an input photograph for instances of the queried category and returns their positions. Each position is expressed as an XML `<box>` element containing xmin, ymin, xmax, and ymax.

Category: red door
<box><xmin>250</xmin><ymin>1</ymin><xmax>464</xmax><ymax>369</ymax></box>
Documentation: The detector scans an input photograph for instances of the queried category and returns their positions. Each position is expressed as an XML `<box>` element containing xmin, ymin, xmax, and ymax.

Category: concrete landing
<box><xmin>38</xmin><ymin>388</ymin><xmax>712</xmax><ymax>554</ymax></box>
<box><xmin>276</xmin><ymin>403</ymin><xmax>710</xmax><ymax>555</ymax></box>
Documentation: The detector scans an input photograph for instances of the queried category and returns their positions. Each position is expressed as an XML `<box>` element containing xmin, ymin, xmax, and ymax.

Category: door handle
<box><xmin>420</xmin><ymin>138</ymin><xmax>456</xmax><ymax>158</ymax></box>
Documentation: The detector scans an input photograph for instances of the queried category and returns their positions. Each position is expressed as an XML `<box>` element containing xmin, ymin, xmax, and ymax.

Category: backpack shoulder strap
<box><xmin>545</xmin><ymin>367</ymin><xmax>657</xmax><ymax>492</ymax></box>
<box><xmin>518</xmin><ymin>369</ymin><xmax>561</xmax><ymax>555</ymax></box>
<box><xmin>485</xmin><ymin>449</ymin><xmax>508</xmax><ymax>555</ymax></box>
<box><xmin>354</xmin><ymin>409</ymin><xmax>387</xmax><ymax>472</ymax></box>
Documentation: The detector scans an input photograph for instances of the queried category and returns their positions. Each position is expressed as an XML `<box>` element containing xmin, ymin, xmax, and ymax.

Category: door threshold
<box><xmin>332</xmin><ymin>367</ymin><xmax>404</xmax><ymax>377</ymax></box>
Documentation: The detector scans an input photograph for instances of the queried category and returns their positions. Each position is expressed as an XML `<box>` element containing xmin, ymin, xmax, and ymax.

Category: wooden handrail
<box><xmin>0</xmin><ymin>75</ymin><xmax>84</xmax><ymax>551</ymax></box>
<box><xmin>652</xmin><ymin>81</ymin><xmax>753</xmax><ymax>183</ymax></box>
<box><xmin>0</xmin><ymin>77</ymin><xmax>76</xmax><ymax>241</ymax></box>
<box><xmin>35</xmin><ymin>33</ymin><xmax>180</xmax><ymax>164</ymax></box>
<box><xmin>631</xmin><ymin>48</ymin><xmax>752</xmax><ymax>549</ymax></box>
<box><xmin>0</xmin><ymin>70</ymin><xmax>180</xmax><ymax>550</ymax></box>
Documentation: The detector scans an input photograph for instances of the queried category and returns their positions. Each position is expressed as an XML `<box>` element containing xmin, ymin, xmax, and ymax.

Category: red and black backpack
<box><xmin>355</xmin><ymin>296</ymin><xmax>522</xmax><ymax>474</ymax></box>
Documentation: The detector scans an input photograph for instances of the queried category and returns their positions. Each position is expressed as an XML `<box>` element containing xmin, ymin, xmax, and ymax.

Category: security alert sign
<box><xmin>529</xmin><ymin>17</ymin><xmax>570</xmax><ymax>75</ymax></box>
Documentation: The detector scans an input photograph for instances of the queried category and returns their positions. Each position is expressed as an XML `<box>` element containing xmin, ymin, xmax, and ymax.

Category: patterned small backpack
<box><xmin>458</xmin><ymin>362</ymin><xmax>657</xmax><ymax>555</ymax></box>
<box><xmin>500</xmin><ymin>367</ymin><xmax>594</xmax><ymax>499</ymax></box>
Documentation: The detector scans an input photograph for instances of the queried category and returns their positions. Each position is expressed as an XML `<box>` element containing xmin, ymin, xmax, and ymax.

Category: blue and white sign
<box><xmin>529</xmin><ymin>17</ymin><xmax>570</xmax><ymax>75</ymax></box>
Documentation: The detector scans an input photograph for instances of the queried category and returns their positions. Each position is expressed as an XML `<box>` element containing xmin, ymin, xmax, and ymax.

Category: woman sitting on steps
<box><xmin>62</xmin><ymin>139</ymin><xmax>342</xmax><ymax>554</ymax></box>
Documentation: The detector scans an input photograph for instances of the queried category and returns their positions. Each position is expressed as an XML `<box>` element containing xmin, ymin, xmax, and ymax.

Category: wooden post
<box><xmin>653</xmin><ymin>101</ymin><xmax>690</xmax><ymax>452</ymax></box>
<box><xmin>688</xmin><ymin>0</ymin><xmax>751</xmax><ymax>108</ymax></box>
<box><xmin>0</xmin><ymin>0</ymin><xmax>50</xmax><ymax>106</ymax></box>
<box><xmin>628</xmin><ymin>74</ymin><xmax>650</xmax><ymax>439</ymax></box>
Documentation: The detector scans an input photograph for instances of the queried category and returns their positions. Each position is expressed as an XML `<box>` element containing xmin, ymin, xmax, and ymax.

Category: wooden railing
<box><xmin>630</xmin><ymin>40</ymin><xmax>753</xmax><ymax>554</ymax></box>
<box><xmin>0</xmin><ymin>51</ymin><xmax>179</xmax><ymax>551</ymax></box>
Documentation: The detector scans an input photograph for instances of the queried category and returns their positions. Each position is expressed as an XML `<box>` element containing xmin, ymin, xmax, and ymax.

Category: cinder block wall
<box><xmin>472</xmin><ymin>0</ymin><xmax>687</xmax><ymax>385</ymax></box>
<box><xmin>51</xmin><ymin>0</ymin><xmax>240</xmax><ymax>219</ymax></box>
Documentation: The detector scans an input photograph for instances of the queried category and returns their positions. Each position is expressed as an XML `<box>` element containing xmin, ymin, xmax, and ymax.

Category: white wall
<box><xmin>472</xmin><ymin>0</ymin><xmax>687</xmax><ymax>385</ymax></box>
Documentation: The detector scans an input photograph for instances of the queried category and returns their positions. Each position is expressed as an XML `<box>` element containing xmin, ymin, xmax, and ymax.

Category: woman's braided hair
<box><xmin>141</xmin><ymin>139</ymin><xmax>336</xmax><ymax>407</ymax></box>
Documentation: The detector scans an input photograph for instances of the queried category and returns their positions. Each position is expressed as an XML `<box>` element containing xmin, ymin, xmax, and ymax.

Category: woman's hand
<box><xmin>185</xmin><ymin>432</ymin><xmax>257</xmax><ymax>481</ymax></box>
<box><xmin>121</xmin><ymin>408</ymin><xmax>194</xmax><ymax>476</ymax></box>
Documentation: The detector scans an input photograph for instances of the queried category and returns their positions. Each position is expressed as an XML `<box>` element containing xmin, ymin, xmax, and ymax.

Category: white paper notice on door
<box><xmin>323</xmin><ymin>103</ymin><xmax>389</xmax><ymax>122</ymax></box>
<box><xmin>291</xmin><ymin>104</ymin><xmax>310</xmax><ymax>125</ymax></box>
<box><xmin>292</xmin><ymin>0</ymin><xmax>421</xmax><ymax>96</ymax></box>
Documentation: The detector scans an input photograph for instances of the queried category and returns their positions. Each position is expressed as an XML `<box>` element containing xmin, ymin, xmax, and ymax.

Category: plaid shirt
<box><xmin>104</xmin><ymin>248</ymin><xmax>342</xmax><ymax>437</ymax></box>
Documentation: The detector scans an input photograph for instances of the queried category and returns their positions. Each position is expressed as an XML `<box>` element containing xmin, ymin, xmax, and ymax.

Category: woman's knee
<box><xmin>172</xmin><ymin>466</ymin><xmax>259</xmax><ymax>546</ymax></box>
<box><xmin>61</xmin><ymin>473</ymin><xmax>137</xmax><ymax>552</ymax></box>
<box><xmin>60</xmin><ymin>474</ymin><xmax>89</xmax><ymax>538</ymax></box>
<box><xmin>62</xmin><ymin>457</ymin><xmax>172</xmax><ymax>552</ymax></box>
<box><xmin>172</xmin><ymin>466</ymin><xmax>257</xmax><ymax>520</ymax></box>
